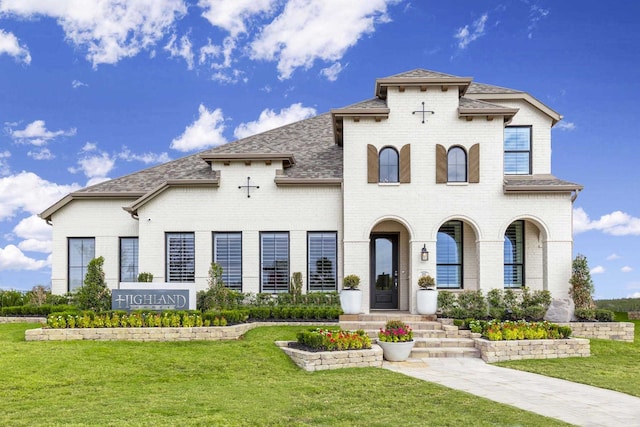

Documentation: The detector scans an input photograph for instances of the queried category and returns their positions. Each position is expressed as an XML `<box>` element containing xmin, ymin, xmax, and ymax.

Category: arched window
<box><xmin>436</xmin><ymin>221</ymin><xmax>463</xmax><ymax>288</ymax></box>
<box><xmin>504</xmin><ymin>221</ymin><xmax>524</xmax><ymax>288</ymax></box>
<box><xmin>379</xmin><ymin>147</ymin><xmax>399</xmax><ymax>183</ymax></box>
<box><xmin>447</xmin><ymin>146</ymin><xmax>467</xmax><ymax>182</ymax></box>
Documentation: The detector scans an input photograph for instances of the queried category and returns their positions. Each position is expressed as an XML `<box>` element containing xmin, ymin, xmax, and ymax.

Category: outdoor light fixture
<box><xmin>421</xmin><ymin>244</ymin><xmax>429</xmax><ymax>261</ymax></box>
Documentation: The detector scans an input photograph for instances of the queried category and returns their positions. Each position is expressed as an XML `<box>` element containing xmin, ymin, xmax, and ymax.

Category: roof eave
<box><xmin>125</xmin><ymin>178</ymin><xmax>220</xmax><ymax>215</ymax></box>
<box><xmin>39</xmin><ymin>192</ymin><xmax>144</xmax><ymax>223</ymax></box>
<box><xmin>458</xmin><ymin>107</ymin><xmax>519</xmax><ymax>123</ymax></box>
<box><xmin>331</xmin><ymin>108</ymin><xmax>390</xmax><ymax>146</ymax></box>
<box><xmin>200</xmin><ymin>153</ymin><xmax>295</xmax><ymax>167</ymax></box>
<box><xmin>274</xmin><ymin>177</ymin><xmax>342</xmax><ymax>187</ymax></box>
<box><xmin>465</xmin><ymin>93</ymin><xmax>562</xmax><ymax>125</ymax></box>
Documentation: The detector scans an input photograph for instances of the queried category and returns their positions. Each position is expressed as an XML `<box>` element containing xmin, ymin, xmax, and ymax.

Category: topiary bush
<box><xmin>73</xmin><ymin>256</ymin><xmax>111</xmax><ymax>312</ymax></box>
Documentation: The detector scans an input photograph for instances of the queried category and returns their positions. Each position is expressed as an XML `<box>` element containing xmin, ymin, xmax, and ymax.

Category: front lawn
<box><xmin>497</xmin><ymin>314</ymin><xmax>640</xmax><ymax>397</ymax></box>
<box><xmin>0</xmin><ymin>323</ymin><xmax>568</xmax><ymax>427</ymax></box>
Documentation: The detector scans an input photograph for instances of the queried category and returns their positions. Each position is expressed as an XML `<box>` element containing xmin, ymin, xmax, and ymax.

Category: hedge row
<box><xmin>1</xmin><ymin>304</ymin><xmax>75</xmax><ymax>317</ymax></box>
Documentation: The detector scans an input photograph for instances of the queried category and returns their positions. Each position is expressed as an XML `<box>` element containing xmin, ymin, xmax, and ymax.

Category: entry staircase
<box><xmin>339</xmin><ymin>313</ymin><xmax>481</xmax><ymax>359</ymax></box>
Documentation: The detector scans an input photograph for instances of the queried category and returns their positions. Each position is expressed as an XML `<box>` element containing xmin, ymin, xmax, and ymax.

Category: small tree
<box><xmin>290</xmin><ymin>272</ymin><xmax>303</xmax><ymax>304</ymax></box>
<box><xmin>74</xmin><ymin>256</ymin><xmax>111</xmax><ymax>312</ymax></box>
<box><xmin>569</xmin><ymin>254</ymin><xmax>596</xmax><ymax>310</ymax></box>
<box><xmin>197</xmin><ymin>262</ymin><xmax>242</xmax><ymax>310</ymax></box>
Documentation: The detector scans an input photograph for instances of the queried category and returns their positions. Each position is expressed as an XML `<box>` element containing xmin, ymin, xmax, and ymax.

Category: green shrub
<box><xmin>595</xmin><ymin>309</ymin><xmax>615</xmax><ymax>322</ymax></box>
<box><xmin>523</xmin><ymin>305</ymin><xmax>547</xmax><ymax>321</ymax></box>
<box><xmin>73</xmin><ymin>256</ymin><xmax>111</xmax><ymax>312</ymax></box>
<box><xmin>456</xmin><ymin>290</ymin><xmax>487</xmax><ymax>319</ymax></box>
<box><xmin>137</xmin><ymin>272</ymin><xmax>154</xmax><ymax>282</ymax></box>
<box><xmin>342</xmin><ymin>274</ymin><xmax>360</xmax><ymax>290</ymax></box>
<box><xmin>248</xmin><ymin>306</ymin><xmax>271</xmax><ymax>320</ymax></box>
<box><xmin>437</xmin><ymin>291</ymin><xmax>456</xmax><ymax>317</ymax></box>
<box><xmin>569</xmin><ymin>254</ymin><xmax>596</xmax><ymax>310</ymax></box>
<box><xmin>574</xmin><ymin>308</ymin><xmax>596</xmax><ymax>321</ymax></box>
<box><xmin>297</xmin><ymin>328</ymin><xmax>371</xmax><ymax>351</ymax></box>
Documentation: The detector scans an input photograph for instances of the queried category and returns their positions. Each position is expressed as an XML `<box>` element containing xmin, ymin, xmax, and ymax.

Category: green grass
<box><xmin>0</xmin><ymin>323</ymin><xmax>569</xmax><ymax>427</ymax></box>
<box><xmin>497</xmin><ymin>314</ymin><xmax>640</xmax><ymax>397</ymax></box>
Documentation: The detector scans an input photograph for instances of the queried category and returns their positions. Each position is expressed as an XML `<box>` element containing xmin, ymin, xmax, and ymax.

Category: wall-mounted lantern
<box><xmin>421</xmin><ymin>244</ymin><xmax>429</xmax><ymax>262</ymax></box>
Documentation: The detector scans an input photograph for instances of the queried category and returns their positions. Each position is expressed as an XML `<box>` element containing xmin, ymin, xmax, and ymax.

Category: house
<box><xmin>40</xmin><ymin>69</ymin><xmax>583</xmax><ymax>313</ymax></box>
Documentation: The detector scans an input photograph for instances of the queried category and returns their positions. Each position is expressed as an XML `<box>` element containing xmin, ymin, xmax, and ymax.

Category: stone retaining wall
<box><xmin>276</xmin><ymin>341</ymin><xmax>383</xmax><ymax>371</ymax></box>
<box><xmin>559</xmin><ymin>322</ymin><xmax>634</xmax><ymax>342</ymax></box>
<box><xmin>629</xmin><ymin>312</ymin><xmax>640</xmax><ymax>320</ymax></box>
<box><xmin>474</xmin><ymin>338</ymin><xmax>590</xmax><ymax>363</ymax></box>
<box><xmin>24</xmin><ymin>322</ymin><xmax>336</xmax><ymax>342</ymax></box>
<box><xmin>0</xmin><ymin>317</ymin><xmax>46</xmax><ymax>324</ymax></box>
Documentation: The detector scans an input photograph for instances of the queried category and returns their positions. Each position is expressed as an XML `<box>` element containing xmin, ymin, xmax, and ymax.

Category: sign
<box><xmin>112</xmin><ymin>289</ymin><xmax>190</xmax><ymax>311</ymax></box>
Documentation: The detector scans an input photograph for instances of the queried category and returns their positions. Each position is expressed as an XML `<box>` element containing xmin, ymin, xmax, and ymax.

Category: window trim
<box><xmin>307</xmin><ymin>231</ymin><xmax>338</xmax><ymax>292</ymax></box>
<box><xmin>504</xmin><ymin>220</ymin><xmax>525</xmax><ymax>289</ymax></box>
<box><xmin>119</xmin><ymin>236</ymin><xmax>139</xmax><ymax>283</ymax></box>
<box><xmin>447</xmin><ymin>146</ymin><xmax>468</xmax><ymax>183</ymax></box>
<box><xmin>68</xmin><ymin>237</ymin><xmax>95</xmax><ymax>292</ymax></box>
<box><xmin>260</xmin><ymin>231</ymin><xmax>290</xmax><ymax>294</ymax></box>
<box><xmin>213</xmin><ymin>231</ymin><xmax>243</xmax><ymax>291</ymax></box>
<box><xmin>436</xmin><ymin>221</ymin><xmax>464</xmax><ymax>289</ymax></box>
<box><xmin>165</xmin><ymin>232</ymin><xmax>195</xmax><ymax>283</ymax></box>
<box><xmin>504</xmin><ymin>125</ymin><xmax>532</xmax><ymax>175</ymax></box>
<box><xmin>378</xmin><ymin>146</ymin><xmax>399</xmax><ymax>183</ymax></box>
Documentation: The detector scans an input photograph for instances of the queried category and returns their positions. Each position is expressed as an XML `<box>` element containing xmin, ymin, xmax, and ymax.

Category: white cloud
<box><xmin>13</xmin><ymin>214</ymin><xmax>52</xmax><ymax>253</ymax></box>
<box><xmin>250</xmin><ymin>0</ymin><xmax>397</xmax><ymax>80</ymax></box>
<box><xmin>528</xmin><ymin>5</ymin><xmax>550</xmax><ymax>39</ymax></box>
<box><xmin>68</xmin><ymin>152</ymin><xmax>115</xmax><ymax>182</ymax></box>
<box><xmin>170</xmin><ymin>104</ymin><xmax>227</xmax><ymax>152</ymax></box>
<box><xmin>8</xmin><ymin>120</ymin><xmax>76</xmax><ymax>146</ymax></box>
<box><xmin>320</xmin><ymin>62</ymin><xmax>344</xmax><ymax>82</ymax></box>
<box><xmin>590</xmin><ymin>265</ymin><xmax>605</xmax><ymax>275</ymax></box>
<box><xmin>82</xmin><ymin>142</ymin><xmax>98</xmax><ymax>152</ymax></box>
<box><xmin>118</xmin><ymin>147</ymin><xmax>171</xmax><ymax>164</ymax></box>
<box><xmin>0</xmin><ymin>28</ymin><xmax>31</xmax><ymax>64</ymax></box>
<box><xmin>628</xmin><ymin>292</ymin><xmax>640</xmax><ymax>298</ymax></box>
<box><xmin>0</xmin><ymin>244</ymin><xmax>49</xmax><ymax>271</ymax></box>
<box><xmin>164</xmin><ymin>33</ymin><xmax>194</xmax><ymax>69</ymax></box>
<box><xmin>555</xmin><ymin>121</ymin><xmax>576</xmax><ymax>131</ymax></box>
<box><xmin>574</xmin><ymin>207</ymin><xmax>640</xmax><ymax>236</ymax></box>
<box><xmin>199</xmin><ymin>0</ymin><xmax>276</xmax><ymax>37</ymax></box>
<box><xmin>28</xmin><ymin>147</ymin><xmax>55</xmax><ymax>160</ymax></box>
<box><xmin>622</xmin><ymin>266</ymin><xmax>633</xmax><ymax>273</ymax></box>
<box><xmin>0</xmin><ymin>0</ymin><xmax>187</xmax><ymax>68</ymax></box>
<box><xmin>0</xmin><ymin>171</ymin><xmax>81</xmax><ymax>221</ymax></box>
<box><xmin>234</xmin><ymin>103</ymin><xmax>316</xmax><ymax>139</ymax></box>
<box><xmin>71</xmin><ymin>79</ymin><xmax>88</xmax><ymax>89</ymax></box>
<box><xmin>454</xmin><ymin>13</ymin><xmax>488</xmax><ymax>49</ymax></box>
<box><xmin>0</xmin><ymin>150</ymin><xmax>10</xmax><ymax>176</ymax></box>
<box><xmin>607</xmin><ymin>253</ymin><xmax>621</xmax><ymax>261</ymax></box>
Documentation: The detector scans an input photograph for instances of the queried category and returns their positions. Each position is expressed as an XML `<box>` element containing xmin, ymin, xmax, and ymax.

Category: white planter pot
<box><xmin>377</xmin><ymin>340</ymin><xmax>415</xmax><ymax>362</ymax></box>
<box><xmin>417</xmin><ymin>289</ymin><xmax>439</xmax><ymax>315</ymax></box>
<box><xmin>340</xmin><ymin>289</ymin><xmax>362</xmax><ymax>314</ymax></box>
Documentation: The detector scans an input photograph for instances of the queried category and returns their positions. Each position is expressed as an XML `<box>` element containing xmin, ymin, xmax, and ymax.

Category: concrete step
<box><xmin>340</xmin><ymin>320</ymin><xmax>443</xmax><ymax>331</ymax></box>
<box><xmin>363</xmin><ymin>329</ymin><xmax>447</xmax><ymax>339</ymax></box>
<box><xmin>414</xmin><ymin>338</ymin><xmax>476</xmax><ymax>348</ymax></box>
<box><xmin>410</xmin><ymin>347</ymin><xmax>481</xmax><ymax>359</ymax></box>
<box><xmin>340</xmin><ymin>314</ymin><xmax>437</xmax><ymax>322</ymax></box>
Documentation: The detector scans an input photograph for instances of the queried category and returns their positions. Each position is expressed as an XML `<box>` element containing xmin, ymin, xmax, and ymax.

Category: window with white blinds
<box><xmin>68</xmin><ymin>237</ymin><xmax>95</xmax><ymax>292</ymax></box>
<box><xmin>504</xmin><ymin>126</ymin><xmax>531</xmax><ymax>175</ymax></box>
<box><xmin>308</xmin><ymin>232</ymin><xmax>337</xmax><ymax>292</ymax></box>
<box><xmin>213</xmin><ymin>232</ymin><xmax>242</xmax><ymax>291</ymax></box>
<box><xmin>261</xmin><ymin>232</ymin><xmax>289</xmax><ymax>293</ymax></box>
<box><xmin>166</xmin><ymin>232</ymin><xmax>195</xmax><ymax>282</ymax></box>
<box><xmin>504</xmin><ymin>221</ymin><xmax>524</xmax><ymax>288</ymax></box>
<box><xmin>119</xmin><ymin>237</ymin><xmax>139</xmax><ymax>282</ymax></box>
<box><xmin>436</xmin><ymin>221</ymin><xmax>463</xmax><ymax>289</ymax></box>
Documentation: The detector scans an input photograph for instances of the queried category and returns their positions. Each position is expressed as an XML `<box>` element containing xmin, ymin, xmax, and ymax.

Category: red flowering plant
<box><xmin>377</xmin><ymin>320</ymin><xmax>413</xmax><ymax>343</ymax></box>
<box><xmin>296</xmin><ymin>328</ymin><xmax>372</xmax><ymax>351</ymax></box>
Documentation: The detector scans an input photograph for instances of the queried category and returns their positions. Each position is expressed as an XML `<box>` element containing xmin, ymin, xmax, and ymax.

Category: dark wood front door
<box><xmin>370</xmin><ymin>233</ymin><xmax>399</xmax><ymax>309</ymax></box>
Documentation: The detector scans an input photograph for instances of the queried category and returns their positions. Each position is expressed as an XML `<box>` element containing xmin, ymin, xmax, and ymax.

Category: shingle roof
<box><xmin>468</xmin><ymin>82</ymin><xmax>523</xmax><ymax>94</ymax></box>
<box><xmin>459</xmin><ymin>97</ymin><xmax>512</xmax><ymax>110</ymax></box>
<box><xmin>383</xmin><ymin>68</ymin><xmax>461</xmax><ymax>79</ymax></box>
<box><xmin>504</xmin><ymin>175</ymin><xmax>583</xmax><ymax>192</ymax></box>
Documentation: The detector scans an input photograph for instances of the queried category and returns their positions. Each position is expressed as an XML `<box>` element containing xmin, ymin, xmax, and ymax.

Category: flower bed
<box><xmin>296</xmin><ymin>328</ymin><xmax>371</xmax><ymax>351</ymax></box>
<box><xmin>469</xmin><ymin>320</ymin><xmax>572</xmax><ymax>341</ymax></box>
<box><xmin>276</xmin><ymin>341</ymin><xmax>383</xmax><ymax>371</ymax></box>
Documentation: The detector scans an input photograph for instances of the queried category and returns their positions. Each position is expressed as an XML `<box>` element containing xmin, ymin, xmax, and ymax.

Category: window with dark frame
<box><xmin>213</xmin><ymin>232</ymin><xmax>242</xmax><ymax>291</ymax></box>
<box><xmin>504</xmin><ymin>126</ymin><xmax>532</xmax><ymax>175</ymax></box>
<box><xmin>379</xmin><ymin>147</ymin><xmax>399</xmax><ymax>183</ymax></box>
<box><xmin>436</xmin><ymin>221</ymin><xmax>463</xmax><ymax>289</ymax></box>
<box><xmin>166</xmin><ymin>232</ymin><xmax>195</xmax><ymax>282</ymax></box>
<box><xmin>447</xmin><ymin>146</ymin><xmax>467</xmax><ymax>182</ymax></box>
<box><xmin>260</xmin><ymin>232</ymin><xmax>289</xmax><ymax>293</ymax></box>
<box><xmin>308</xmin><ymin>232</ymin><xmax>337</xmax><ymax>292</ymax></box>
<box><xmin>68</xmin><ymin>237</ymin><xmax>95</xmax><ymax>292</ymax></box>
<box><xmin>504</xmin><ymin>221</ymin><xmax>525</xmax><ymax>288</ymax></box>
<box><xmin>119</xmin><ymin>237</ymin><xmax>139</xmax><ymax>283</ymax></box>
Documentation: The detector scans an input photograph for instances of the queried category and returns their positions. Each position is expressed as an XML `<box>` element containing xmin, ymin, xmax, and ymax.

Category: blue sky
<box><xmin>0</xmin><ymin>0</ymin><xmax>639</xmax><ymax>299</ymax></box>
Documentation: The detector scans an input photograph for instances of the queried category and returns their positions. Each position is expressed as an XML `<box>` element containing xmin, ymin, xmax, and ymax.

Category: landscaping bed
<box><xmin>276</xmin><ymin>341</ymin><xmax>383</xmax><ymax>371</ymax></box>
<box><xmin>474</xmin><ymin>337</ymin><xmax>590</xmax><ymax>363</ymax></box>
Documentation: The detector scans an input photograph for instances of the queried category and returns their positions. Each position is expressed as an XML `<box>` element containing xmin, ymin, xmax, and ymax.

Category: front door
<box><xmin>370</xmin><ymin>233</ymin><xmax>399</xmax><ymax>309</ymax></box>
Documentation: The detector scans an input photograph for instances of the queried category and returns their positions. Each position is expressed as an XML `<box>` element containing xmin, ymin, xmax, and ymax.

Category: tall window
<box><xmin>119</xmin><ymin>237</ymin><xmax>139</xmax><ymax>282</ymax></box>
<box><xmin>379</xmin><ymin>147</ymin><xmax>399</xmax><ymax>183</ymax></box>
<box><xmin>447</xmin><ymin>146</ymin><xmax>467</xmax><ymax>182</ymax></box>
<box><xmin>436</xmin><ymin>221</ymin><xmax>463</xmax><ymax>289</ymax></box>
<box><xmin>166</xmin><ymin>232</ymin><xmax>195</xmax><ymax>282</ymax></box>
<box><xmin>261</xmin><ymin>232</ymin><xmax>289</xmax><ymax>293</ymax></box>
<box><xmin>504</xmin><ymin>126</ymin><xmax>531</xmax><ymax>175</ymax></box>
<box><xmin>504</xmin><ymin>221</ymin><xmax>525</xmax><ymax>288</ymax></box>
<box><xmin>68</xmin><ymin>238</ymin><xmax>95</xmax><ymax>292</ymax></box>
<box><xmin>213</xmin><ymin>232</ymin><xmax>242</xmax><ymax>291</ymax></box>
<box><xmin>308</xmin><ymin>232</ymin><xmax>337</xmax><ymax>292</ymax></box>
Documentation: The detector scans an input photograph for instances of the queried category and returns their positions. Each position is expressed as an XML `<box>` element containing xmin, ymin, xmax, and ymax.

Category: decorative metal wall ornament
<box><xmin>412</xmin><ymin>101</ymin><xmax>435</xmax><ymax>123</ymax></box>
<box><xmin>238</xmin><ymin>176</ymin><xmax>259</xmax><ymax>198</ymax></box>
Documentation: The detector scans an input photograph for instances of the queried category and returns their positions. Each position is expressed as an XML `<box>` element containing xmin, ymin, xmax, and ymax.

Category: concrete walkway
<box><xmin>383</xmin><ymin>358</ymin><xmax>640</xmax><ymax>427</ymax></box>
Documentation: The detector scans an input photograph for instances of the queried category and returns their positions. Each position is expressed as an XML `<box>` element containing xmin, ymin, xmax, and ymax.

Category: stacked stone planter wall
<box><xmin>628</xmin><ymin>312</ymin><xmax>640</xmax><ymax>320</ymax></box>
<box><xmin>558</xmin><ymin>322</ymin><xmax>634</xmax><ymax>342</ymax></box>
<box><xmin>0</xmin><ymin>317</ymin><xmax>46</xmax><ymax>324</ymax></box>
<box><xmin>276</xmin><ymin>341</ymin><xmax>383</xmax><ymax>371</ymax></box>
<box><xmin>474</xmin><ymin>338</ymin><xmax>590</xmax><ymax>363</ymax></box>
<box><xmin>24</xmin><ymin>321</ymin><xmax>336</xmax><ymax>342</ymax></box>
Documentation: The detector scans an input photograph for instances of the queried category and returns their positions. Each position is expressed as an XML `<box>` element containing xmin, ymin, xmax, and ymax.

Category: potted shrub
<box><xmin>339</xmin><ymin>274</ymin><xmax>361</xmax><ymax>315</ymax></box>
<box><xmin>416</xmin><ymin>274</ymin><xmax>438</xmax><ymax>315</ymax></box>
<box><xmin>377</xmin><ymin>320</ymin><xmax>415</xmax><ymax>361</ymax></box>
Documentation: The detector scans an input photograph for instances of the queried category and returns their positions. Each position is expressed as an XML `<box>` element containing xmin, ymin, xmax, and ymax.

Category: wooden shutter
<box><xmin>399</xmin><ymin>144</ymin><xmax>411</xmax><ymax>183</ymax></box>
<box><xmin>435</xmin><ymin>144</ymin><xmax>447</xmax><ymax>183</ymax></box>
<box><xmin>469</xmin><ymin>143</ymin><xmax>480</xmax><ymax>183</ymax></box>
<box><xmin>367</xmin><ymin>144</ymin><xmax>378</xmax><ymax>183</ymax></box>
